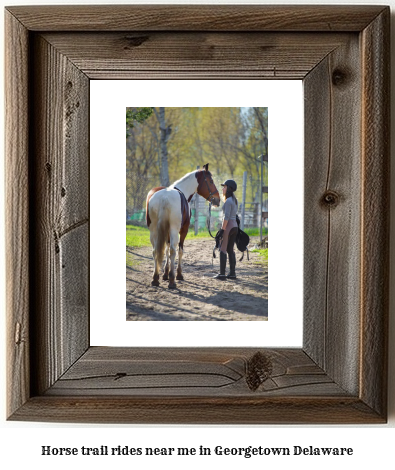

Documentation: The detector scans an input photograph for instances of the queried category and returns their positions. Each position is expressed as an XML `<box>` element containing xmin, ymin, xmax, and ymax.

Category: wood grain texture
<box><xmin>303</xmin><ymin>56</ymin><xmax>331</xmax><ymax>372</ymax></box>
<box><xmin>46</xmin><ymin>347</ymin><xmax>345</xmax><ymax>397</ymax></box>
<box><xmin>304</xmin><ymin>35</ymin><xmax>362</xmax><ymax>395</ymax></box>
<box><xmin>5</xmin><ymin>5</ymin><xmax>386</xmax><ymax>32</ymax></box>
<box><xmin>9</xmin><ymin>395</ymin><xmax>383</xmax><ymax>425</ymax></box>
<box><xmin>5</xmin><ymin>5</ymin><xmax>389</xmax><ymax>424</ymax></box>
<box><xmin>42</xmin><ymin>32</ymin><xmax>351</xmax><ymax>80</ymax></box>
<box><xmin>4</xmin><ymin>11</ymin><xmax>30</xmax><ymax>418</ymax></box>
<box><xmin>360</xmin><ymin>8</ymin><xmax>390</xmax><ymax>418</ymax></box>
<box><xmin>30</xmin><ymin>34</ymin><xmax>90</xmax><ymax>395</ymax></box>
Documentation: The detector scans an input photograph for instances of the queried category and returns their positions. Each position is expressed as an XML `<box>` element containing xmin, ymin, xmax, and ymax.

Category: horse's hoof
<box><xmin>151</xmin><ymin>280</ymin><xmax>160</xmax><ymax>287</ymax></box>
<box><xmin>162</xmin><ymin>274</ymin><xmax>169</xmax><ymax>281</ymax></box>
<box><xmin>168</xmin><ymin>283</ymin><xmax>177</xmax><ymax>289</ymax></box>
<box><xmin>176</xmin><ymin>274</ymin><xmax>184</xmax><ymax>281</ymax></box>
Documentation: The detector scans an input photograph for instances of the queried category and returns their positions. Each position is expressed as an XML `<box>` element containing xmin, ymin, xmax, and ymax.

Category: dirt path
<box><xmin>126</xmin><ymin>237</ymin><xmax>268</xmax><ymax>321</ymax></box>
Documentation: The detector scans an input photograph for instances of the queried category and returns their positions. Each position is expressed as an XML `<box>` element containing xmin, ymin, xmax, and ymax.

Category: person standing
<box><xmin>213</xmin><ymin>179</ymin><xmax>238</xmax><ymax>280</ymax></box>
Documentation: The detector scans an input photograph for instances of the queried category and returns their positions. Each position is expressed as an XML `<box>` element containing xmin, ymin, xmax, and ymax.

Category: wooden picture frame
<box><xmin>5</xmin><ymin>5</ymin><xmax>390</xmax><ymax>424</ymax></box>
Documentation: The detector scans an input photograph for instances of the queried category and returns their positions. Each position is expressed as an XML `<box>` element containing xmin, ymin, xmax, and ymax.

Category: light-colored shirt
<box><xmin>222</xmin><ymin>196</ymin><xmax>238</xmax><ymax>221</ymax></box>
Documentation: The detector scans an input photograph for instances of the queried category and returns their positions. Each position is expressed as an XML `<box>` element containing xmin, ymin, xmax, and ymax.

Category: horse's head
<box><xmin>196</xmin><ymin>163</ymin><xmax>221</xmax><ymax>207</ymax></box>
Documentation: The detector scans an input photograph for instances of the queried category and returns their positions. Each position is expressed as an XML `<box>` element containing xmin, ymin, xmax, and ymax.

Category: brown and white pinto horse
<box><xmin>146</xmin><ymin>163</ymin><xmax>220</xmax><ymax>289</ymax></box>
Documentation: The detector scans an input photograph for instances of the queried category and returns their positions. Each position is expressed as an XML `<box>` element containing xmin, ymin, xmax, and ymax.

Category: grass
<box><xmin>126</xmin><ymin>224</ymin><xmax>268</xmax><ymax>248</ymax></box>
<box><xmin>250</xmin><ymin>247</ymin><xmax>268</xmax><ymax>265</ymax></box>
<box><xmin>126</xmin><ymin>225</ymin><xmax>151</xmax><ymax>248</ymax></box>
<box><xmin>244</xmin><ymin>227</ymin><xmax>268</xmax><ymax>237</ymax></box>
<box><xmin>126</xmin><ymin>224</ymin><xmax>217</xmax><ymax>248</ymax></box>
<box><xmin>126</xmin><ymin>251</ymin><xmax>141</xmax><ymax>268</ymax></box>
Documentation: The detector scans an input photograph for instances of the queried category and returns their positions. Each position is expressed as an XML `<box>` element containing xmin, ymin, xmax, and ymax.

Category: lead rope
<box><xmin>207</xmin><ymin>202</ymin><xmax>218</xmax><ymax>266</ymax></box>
<box><xmin>207</xmin><ymin>202</ymin><xmax>216</xmax><ymax>239</ymax></box>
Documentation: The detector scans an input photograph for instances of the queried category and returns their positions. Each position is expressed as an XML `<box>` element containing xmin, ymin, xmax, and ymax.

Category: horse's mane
<box><xmin>169</xmin><ymin>170</ymin><xmax>197</xmax><ymax>189</ymax></box>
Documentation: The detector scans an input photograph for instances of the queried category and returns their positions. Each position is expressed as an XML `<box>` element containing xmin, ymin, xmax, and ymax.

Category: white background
<box><xmin>90</xmin><ymin>80</ymin><xmax>303</xmax><ymax>347</ymax></box>
<box><xmin>1</xmin><ymin>0</ymin><xmax>394</xmax><ymax>469</ymax></box>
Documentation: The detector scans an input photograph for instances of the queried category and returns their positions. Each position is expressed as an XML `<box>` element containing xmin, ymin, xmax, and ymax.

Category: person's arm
<box><xmin>222</xmin><ymin>200</ymin><xmax>230</xmax><ymax>230</ymax></box>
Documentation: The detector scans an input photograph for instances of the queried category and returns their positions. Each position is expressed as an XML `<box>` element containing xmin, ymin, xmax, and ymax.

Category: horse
<box><xmin>146</xmin><ymin>163</ymin><xmax>220</xmax><ymax>289</ymax></box>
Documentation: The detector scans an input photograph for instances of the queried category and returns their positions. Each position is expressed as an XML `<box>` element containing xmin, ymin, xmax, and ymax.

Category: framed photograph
<box><xmin>90</xmin><ymin>80</ymin><xmax>303</xmax><ymax>346</ymax></box>
<box><xmin>124</xmin><ymin>104</ymin><xmax>270</xmax><ymax>322</ymax></box>
<box><xmin>5</xmin><ymin>5</ymin><xmax>389</xmax><ymax>423</ymax></box>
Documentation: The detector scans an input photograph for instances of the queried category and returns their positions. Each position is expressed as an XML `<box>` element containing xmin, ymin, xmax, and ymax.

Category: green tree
<box><xmin>126</xmin><ymin>107</ymin><xmax>153</xmax><ymax>136</ymax></box>
<box><xmin>126</xmin><ymin>107</ymin><xmax>267</xmax><ymax>213</ymax></box>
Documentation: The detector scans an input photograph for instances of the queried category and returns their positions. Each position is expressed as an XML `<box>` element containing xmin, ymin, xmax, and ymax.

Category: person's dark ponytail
<box><xmin>225</xmin><ymin>188</ymin><xmax>238</xmax><ymax>205</ymax></box>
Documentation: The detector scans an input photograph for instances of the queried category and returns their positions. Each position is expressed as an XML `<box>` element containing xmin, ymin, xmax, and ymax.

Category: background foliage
<box><xmin>126</xmin><ymin>107</ymin><xmax>268</xmax><ymax>214</ymax></box>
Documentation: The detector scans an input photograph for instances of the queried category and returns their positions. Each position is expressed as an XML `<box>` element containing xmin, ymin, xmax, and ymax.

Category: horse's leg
<box><xmin>152</xmin><ymin>253</ymin><xmax>160</xmax><ymax>286</ymax></box>
<box><xmin>176</xmin><ymin>226</ymin><xmax>188</xmax><ymax>281</ymax></box>
<box><xmin>176</xmin><ymin>245</ymin><xmax>184</xmax><ymax>281</ymax></box>
<box><xmin>150</xmin><ymin>229</ymin><xmax>160</xmax><ymax>286</ymax></box>
<box><xmin>163</xmin><ymin>241</ymin><xmax>170</xmax><ymax>280</ymax></box>
<box><xmin>168</xmin><ymin>227</ymin><xmax>179</xmax><ymax>289</ymax></box>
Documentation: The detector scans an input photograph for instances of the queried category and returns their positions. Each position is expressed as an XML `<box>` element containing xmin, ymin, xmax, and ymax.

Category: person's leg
<box><xmin>226</xmin><ymin>227</ymin><xmax>238</xmax><ymax>279</ymax></box>
<box><xmin>213</xmin><ymin>251</ymin><xmax>227</xmax><ymax>280</ymax></box>
<box><xmin>220</xmin><ymin>227</ymin><xmax>230</xmax><ymax>254</ymax></box>
<box><xmin>214</xmin><ymin>224</ymin><xmax>231</xmax><ymax>280</ymax></box>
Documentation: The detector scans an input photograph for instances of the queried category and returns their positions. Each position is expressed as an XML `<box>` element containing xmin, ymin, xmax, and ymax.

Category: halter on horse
<box><xmin>146</xmin><ymin>163</ymin><xmax>220</xmax><ymax>289</ymax></box>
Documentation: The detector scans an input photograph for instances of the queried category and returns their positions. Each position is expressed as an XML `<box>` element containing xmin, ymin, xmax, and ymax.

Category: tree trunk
<box><xmin>156</xmin><ymin>107</ymin><xmax>171</xmax><ymax>187</ymax></box>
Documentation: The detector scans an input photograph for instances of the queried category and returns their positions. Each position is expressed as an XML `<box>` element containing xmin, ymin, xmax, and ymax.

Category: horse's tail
<box><xmin>146</xmin><ymin>194</ymin><xmax>151</xmax><ymax>227</ymax></box>
<box><xmin>155</xmin><ymin>213</ymin><xmax>170</xmax><ymax>266</ymax></box>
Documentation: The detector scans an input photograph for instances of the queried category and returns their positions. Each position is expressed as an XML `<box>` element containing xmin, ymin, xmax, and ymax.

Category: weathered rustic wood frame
<box><xmin>5</xmin><ymin>5</ymin><xmax>390</xmax><ymax>424</ymax></box>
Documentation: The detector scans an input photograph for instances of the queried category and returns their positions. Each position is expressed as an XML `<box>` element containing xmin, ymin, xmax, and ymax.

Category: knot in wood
<box><xmin>15</xmin><ymin>322</ymin><xmax>22</xmax><ymax>345</ymax></box>
<box><xmin>321</xmin><ymin>190</ymin><xmax>339</xmax><ymax>207</ymax></box>
<box><xmin>332</xmin><ymin>68</ymin><xmax>348</xmax><ymax>87</ymax></box>
<box><xmin>246</xmin><ymin>351</ymin><xmax>273</xmax><ymax>391</ymax></box>
<box><xmin>114</xmin><ymin>372</ymin><xmax>127</xmax><ymax>381</ymax></box>
<box><xmin>123</xmin><ymin>35</ymin><xmax>149</xmax><ymax>48</ymax></box>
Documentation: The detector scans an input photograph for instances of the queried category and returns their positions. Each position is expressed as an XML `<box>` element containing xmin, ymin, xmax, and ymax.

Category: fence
<box><xmin>127</xmin><ymin>170</ymin><xmax>268</xmax><ymax>235</ymax></box>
